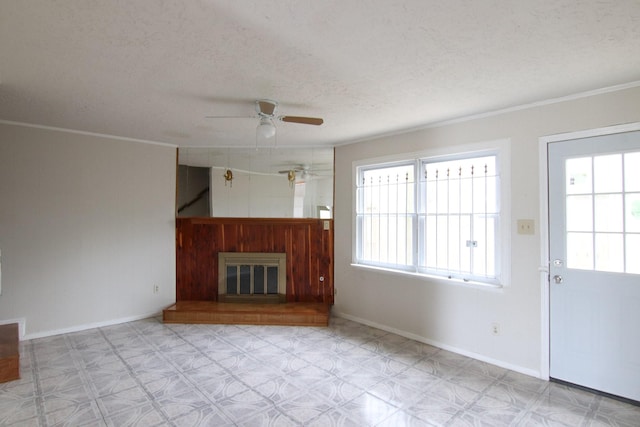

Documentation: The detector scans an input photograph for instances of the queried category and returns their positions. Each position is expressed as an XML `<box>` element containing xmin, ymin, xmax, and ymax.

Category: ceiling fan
<box><xmin>278</xmin><ymin>164</ymin><xmax>329</xmax><ymax>185</ymax></box>
<box><xmin>206</xmin><ymin>99</ymin><xmax>323</xmax><ymax>145</ymax></box>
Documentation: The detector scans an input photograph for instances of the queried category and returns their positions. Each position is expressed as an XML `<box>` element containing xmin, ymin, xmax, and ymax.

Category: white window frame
<box><xmin>352</xmin><ymin>139</ymin><xmax>511</xmax><ymax>288</ymax></box>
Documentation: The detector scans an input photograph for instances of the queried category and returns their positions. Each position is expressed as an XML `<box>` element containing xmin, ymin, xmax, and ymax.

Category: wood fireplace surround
<box><xmin>175</xmin><ymin>217</ymin><xmax>334</xmax><ymax>305</ymax></box>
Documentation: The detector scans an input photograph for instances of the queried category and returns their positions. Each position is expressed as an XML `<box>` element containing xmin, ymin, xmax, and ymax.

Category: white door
<box><xmin>549</xmin><ymin>130</ymin><xmax>640</xmax><ymax>401</ymax></box>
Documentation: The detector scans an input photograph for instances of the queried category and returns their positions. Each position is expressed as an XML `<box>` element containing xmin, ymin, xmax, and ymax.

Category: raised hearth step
<box><xmin>163</xmin><ymin>301</ymin><xmax>330</xmax><ymax>327</ymax></box>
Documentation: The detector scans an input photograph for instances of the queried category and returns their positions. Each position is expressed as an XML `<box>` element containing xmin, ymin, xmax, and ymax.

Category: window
<box><xmin>420</xmin><ymin>155</ymin><xmax>499</xmax><ymax>282</ymax></box>
<box><xmin>565</xmin><ymin>151</ymin><xmax>640</xmax><ymax>274</ymax></box>
<box><xmin>356</xmin><ymin>163</ymin><xmax>416</xmax><ymax>270</ymax></box>
<box><xmin>355</xmin><ymin>144</ymin><xmax>508</xmax><ymax>286</ymax></box>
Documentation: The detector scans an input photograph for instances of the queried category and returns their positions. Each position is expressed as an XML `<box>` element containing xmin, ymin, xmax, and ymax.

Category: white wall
<box><xmin>0</xmin><ymin>123</ymin><xmax>177</xmax><ymax>338</ymax></box>
<box><xmin>333</xmin><ymin>85</ymin><xmax>640</xmax><ymax>377</ymax></box>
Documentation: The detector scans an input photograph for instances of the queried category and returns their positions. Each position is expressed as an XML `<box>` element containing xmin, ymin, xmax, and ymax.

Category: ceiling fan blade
<box><xmin>205</xmin><ymin>115</ymin><xmax>256</xmax><ymax>119</ymax></box>
<box><xmin>257</xmin><ymin>100</ymin><xmax>277</xmax><ymax>116</ymax></box>
<box><xmin>280</xmin><ymin>116</ymin><xmax>324</xmax><ymax>126</ymax></box>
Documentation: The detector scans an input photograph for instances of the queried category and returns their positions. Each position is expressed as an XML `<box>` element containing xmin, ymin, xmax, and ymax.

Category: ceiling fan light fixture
<box><xmin>257</xmin><ymin>118</ymin><xmax>276</xmax><ymax>139</ymax></box>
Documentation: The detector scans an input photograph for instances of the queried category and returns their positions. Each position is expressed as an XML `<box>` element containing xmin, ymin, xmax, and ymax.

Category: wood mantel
<box><xmin>175</xmin><ymin>217</ymin><xmax>334</xmax><ymax>304</ymax></box>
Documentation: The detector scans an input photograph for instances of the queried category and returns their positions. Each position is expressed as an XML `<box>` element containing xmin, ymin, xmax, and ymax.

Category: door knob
<box><xmin>553</xmin><ymin>275</ymin><xmax>563</xmax><ymax>284</ymax></box>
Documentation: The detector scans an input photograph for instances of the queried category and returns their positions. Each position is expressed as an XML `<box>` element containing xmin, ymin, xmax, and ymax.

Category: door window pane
<box><xmin>626</xmin><ymin>234</ymin><xmax>640</xmax><ymax>274</ymax></box>
<box><xmin>566</xmin><ymin>195</ymin><xmax>593</xmax><ymax>232</ymax></box>
<box><xmin>626</xmin><ymin>193</ymin><xmax>640</xmax><ymax>233</ymax></box>
<box><xmin>594</xmin><ymin>154</ymin><xmax>622</xmax><ymax>193</ymax></box>
<box><xmin>595</xmin><ymin>233</ymin><xmax>624</xmax><ymax>273</ymax></box>
<box><xmin>594</xmin><ymin>194</ymin><xmax>623</xmax><ymax>232</ymax></box>
<box><xmin>624</xmin><ymin>152</ymin><xmax>640</xmax><ymax>192</ymax></box>
<box><xmin>567</xmin><ymin>232</ymin><xmax>593</xmax><ymax>270</ymax></box>
<box><xmin>566</xmin><ymin>157</ymin><xmax>592</xmax><ymax>194</ymax></box>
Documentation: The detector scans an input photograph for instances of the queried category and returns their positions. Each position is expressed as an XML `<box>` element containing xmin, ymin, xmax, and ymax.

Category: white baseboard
<box><xmin>22</xmin><ymin>311</ymin><xmax>161</xmax><ymax>341</ymax></box>
<box><xmin>332</xmin><ymin>310</ymin><xmax>542</xmax><ymax>380</ymax></box>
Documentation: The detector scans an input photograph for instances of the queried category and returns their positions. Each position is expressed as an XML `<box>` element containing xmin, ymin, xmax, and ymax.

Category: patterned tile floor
<box><xmin>1</xmin><ymin>316</ymin><xmax>638</xmax><ymax>426</ymax></box>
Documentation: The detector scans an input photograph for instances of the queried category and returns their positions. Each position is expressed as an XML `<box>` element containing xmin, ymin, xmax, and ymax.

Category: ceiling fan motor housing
<box><xmin>256</xmin><ymin>99</ymin><xmax>278</xmax><ymax>117</ymax></box>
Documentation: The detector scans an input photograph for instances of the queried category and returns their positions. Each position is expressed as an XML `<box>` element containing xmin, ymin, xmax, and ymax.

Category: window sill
<box><xmin>350</xmin><ymin>263</ymin><xmax>505</xmax><ymax>291</ymax></box>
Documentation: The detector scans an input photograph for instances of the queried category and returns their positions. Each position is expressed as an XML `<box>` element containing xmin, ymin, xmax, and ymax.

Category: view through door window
<box><xmin>565</xmin><ymin>151</ymin><xmax>640</xmax><ymax>273</ymax></box>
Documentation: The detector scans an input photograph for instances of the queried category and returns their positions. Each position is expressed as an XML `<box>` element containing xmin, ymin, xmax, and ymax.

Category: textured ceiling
<box><xmin>1</xmin><ymin>1</ymin><xmax>640</xmax><ymax>149</ymax></box>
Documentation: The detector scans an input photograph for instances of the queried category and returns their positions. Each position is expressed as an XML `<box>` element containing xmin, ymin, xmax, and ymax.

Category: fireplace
<box><xmin>218</xmin><ymin>252</ymin><xmax>287</xmax><ymax>303</ymax></box>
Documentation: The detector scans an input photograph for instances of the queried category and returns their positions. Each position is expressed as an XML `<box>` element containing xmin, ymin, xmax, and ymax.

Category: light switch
<box><xmin>517</xmin><ymin>219</ymin><xmax>535</xmax><ymax>235</ymax></box>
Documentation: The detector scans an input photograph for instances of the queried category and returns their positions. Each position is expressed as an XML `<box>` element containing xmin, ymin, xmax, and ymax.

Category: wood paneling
<box><xmin>0</xmin><ymin>323</ymin><xmax>19</xmax><ymax>383</ymax></box>
<box><xmin>176</xmin><ymin>218</ymin><xmax>334</xmax><ymax>304</ymax></box>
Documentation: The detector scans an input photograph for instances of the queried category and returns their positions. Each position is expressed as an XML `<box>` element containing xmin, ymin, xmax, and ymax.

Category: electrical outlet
<box><xmin>491</xmin><ymin>322</ymin><xmax>500</xmax><ymax>336</ymax></box>
<box><xmin>153</xmin><ymin>284</ymin><xmax>159</xmax><ymax>294</ymax></box>
<box><xmin>517</xmin><ymin>219</ymin><xmax>535</xmax><ymax>235</ymax></box>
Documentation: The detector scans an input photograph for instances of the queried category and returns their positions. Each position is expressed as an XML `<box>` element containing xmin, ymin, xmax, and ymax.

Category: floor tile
<box><xmin>238</xmin><ymin>406</ymin><xmax>300</xmax><ymax>427</ymax></box>
<box><xmin>6</xmin><ymin>315</ymin><xmax>638</xmax><ymax>427</ymax></box>
<box><xmin>41</xmin><ymin>384</ymin><xmax>95</xmax><ymax>413</ymax></box>
<box><xmin>277</xmin><ymin>391</ymin><xmax>334</xmax><ymax>424</ymax></box>
<box><xmin>368</xmin><ymin>377</ymin><xmax>426</xmax><ymax>409</ymax></box>
<box><xmin>89</xmin><ymin>372</ymin><xmax>138</xmax><ymax>398</ymax></box>
<box><xmin>484</xmin><ymin>380</ymin><xmax>542</xmax><ymax>409</ymax></box>
<box><xmin>448</xmin><ymin>370</ymin><xmax>497</xmax><ymax>393</ymax></box>
<box><xmin>339</xmin><ymin>392</ymin><xmax>399</xmax><ymax>426</ymax></box>
<box><xmin>377</xmin><ymin>409</ymin><xmax>433</xmax><ymax>427</ymax></box>
<box><xmin>197</xmin><ymin>373</ymin><xmax>249</xmax><ymax>401</ymax></box>
<box><xmin>593</xmin><ymin>396</ymin><xmax>640</xmax><ymax>426</ymax></box>
<box><xmin>44</xmin><ymin>399</ymin><xmax>104</xmax><ymax>427</ymax></box>
<box><xmin>171</xmin><ymin>405</ymin><xmax>234</xmax><ymax>427</ymax></box>
<box><xmin>155</xmin><ymin>390</ymin><xmax>211</xmax><ymax>420</ymax></box>
<box><xmin>544</xmin><ymin>381</ymin><xmax>599</xmax><ymax>410</ymax></box>
<box><xmin>408</xmin><ymin>393</ymin><xmax>462</xmax><ymax>426</ymax></box>
<box><xmin>531</xmin><ymin>395</ymin><xmax>591</xmax><ymax>426</ymax></box>
<box><xmin>0</xmin><ymin>397</ymin><xmax>40</xmax><ymax>426</ymax></box>
<box><xmin>392</xmin><ymin>366</ymin><xmax>441</xmax><ymax>392</ymax></box>
<box><xmin>360</xmin><ymin>354</ymin><xmax>410</xmax><ymax>377</ymax></box>
<box><xmin>0</xmin><ymin>379</ymin><xmax>37</xmax><ymax>402</ymax></box>
<box><xmin>305</xmin><ymin>408</ymin><xmax>363</xmax><ymax>427</ymax></box>
<box><xmin>422</xmin><ymin>380</ymin><xmax>478</xmax><ymax>408</ymax></box>
<box><xmin>253</xmin><ymin>376</ymin><xmax>306</xmax><ymax>404</ymax></box>
<box><xmin>311</xmin><ymin>376</ymin><xmax>364</xmax><ymax>406</ymax></box>
<box><xmin>96</xmin><ymin>385</ymin><xmax>151</xmax><ymax>417</ymax></box>
<box><xmin>104</xmin><ymin>402</ymin><xmax>167</xmax><ymax>427</ymax></box>
<box><xmin>466</xmin><ymin>394</ymin><xmax>527</xmax><ymax>426</ymax></box>
<box><xmin>217</xmin><ymin>389</ymin><xmax>276</xmax><ymax>423</ymax></box>
<box><xmin>413</xmin><ymin>356</ymin><xmax>462</xmax><ymax>378</ymax></box>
